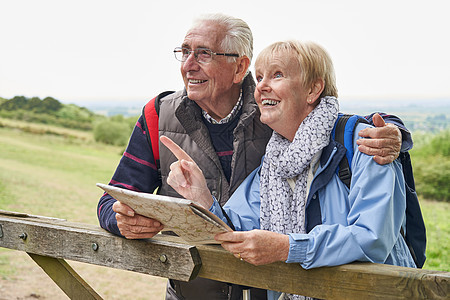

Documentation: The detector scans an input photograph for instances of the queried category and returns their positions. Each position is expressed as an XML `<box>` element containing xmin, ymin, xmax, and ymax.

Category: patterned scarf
<box><xmin>260</xmin><ymin>96</ymin><xmax>339</xmax><ymax>300</ymax></box>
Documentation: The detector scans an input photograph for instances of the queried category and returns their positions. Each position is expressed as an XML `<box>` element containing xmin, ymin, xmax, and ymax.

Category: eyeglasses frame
<box><xmin>173</xmin><ymin>47</ymin><xmax>239</xmax><ymax>63</ymax></box>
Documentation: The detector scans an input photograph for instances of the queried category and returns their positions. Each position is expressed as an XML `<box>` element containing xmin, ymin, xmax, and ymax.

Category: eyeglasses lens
<box><xmin>174</xmin><ymin>48</ymin><xmax>212</xmax><ymax>63</ymax></box>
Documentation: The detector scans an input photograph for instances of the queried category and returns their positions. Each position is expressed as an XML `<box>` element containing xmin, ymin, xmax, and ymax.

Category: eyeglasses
<box><xmin>174</xmin><ymin>47</ymin><xmax>239</xmax><ymax>64</ymax></box>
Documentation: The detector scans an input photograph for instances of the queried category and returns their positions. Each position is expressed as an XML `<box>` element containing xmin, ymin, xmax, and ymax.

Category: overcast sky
<box><xmin>1</xmin><ymin>0</ymin><xmax>449</xmax><ymax>106</ymax></box>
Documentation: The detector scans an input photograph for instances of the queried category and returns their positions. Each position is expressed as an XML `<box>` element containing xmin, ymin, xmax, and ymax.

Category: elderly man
<box><xmin>97</xmin><ymin>13</ymin><xmax>408</xmax><ymax>300</ymax></box>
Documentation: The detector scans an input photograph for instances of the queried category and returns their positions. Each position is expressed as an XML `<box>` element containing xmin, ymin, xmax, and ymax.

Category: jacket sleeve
<box><xmin>286</xmin><ymin>123</ymin><xmax>407</xmax><ymax>269</ymax></box>
<box><xmin>97</xmin><ymin>115</ymin><xmax>161</xmax><ymax>236</ymax></box>
<box><xmin>210</xmin><ymin>165</ymin><xmax>262</xmax><ymax>231</ymax></box>
<box><xmin>364</xmin><ymin>112</ymin><xmax>413</xmax><ymax>151</ymax></box>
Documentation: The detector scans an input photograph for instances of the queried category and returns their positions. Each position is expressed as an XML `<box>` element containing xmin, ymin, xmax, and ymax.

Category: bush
<box><xmin>411</xmin><ymin>130</ymin><xmax>450</xmax><ymax>202</ymax></box>
<box><xmin>93</xmin><ymin>121</ymin><xmax>131</xmax><ymax>146</ymax></box>
<box><xmin>413</xmin><ymin>156</ymin><xmax>450</xmax><ymax>202</ymax></box>
<box><xmin>56</xmin><ymin>104</ymin><xmax>94</xmax><ymax>122</ymax></box>
<box><xmin>430</xmin><ymin>130</ymin><xmax>450</xmax><ymax>157</ymax></box>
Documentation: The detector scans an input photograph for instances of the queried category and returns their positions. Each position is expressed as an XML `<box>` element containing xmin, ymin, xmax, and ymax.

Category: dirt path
<box><xmin>0</xmin><ymin>251</ymin><xmax>167</xmax><ymax>299</ymax></box>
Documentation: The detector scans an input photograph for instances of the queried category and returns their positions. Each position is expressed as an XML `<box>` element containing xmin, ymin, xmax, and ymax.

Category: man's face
<box><xmin>180</xmin><ymin>22</ymin><xmax>238</xmax><ymax>109</ymax></box>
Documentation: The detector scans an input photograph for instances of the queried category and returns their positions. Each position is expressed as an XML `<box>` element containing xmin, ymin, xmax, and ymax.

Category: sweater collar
<box><xmin>202</xmin><ymin>89</ymin><xmax>243</xmax><ymax>124</ymax></box>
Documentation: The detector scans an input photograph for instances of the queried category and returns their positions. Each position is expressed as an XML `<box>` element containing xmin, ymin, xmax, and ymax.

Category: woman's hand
<box><xmin>160</xmin><ymin>135</ymin><xmax>213</xmax><ymax>209</ymax></box>
<box><xmin>215</xmin><ymin>230</ymin><xmax>290</xmax><ymax>266</ymax></box>
<box><xmin>357</xmin><ymin>113</ymin><xmax>402</xmax><ymax>165</ymax></box>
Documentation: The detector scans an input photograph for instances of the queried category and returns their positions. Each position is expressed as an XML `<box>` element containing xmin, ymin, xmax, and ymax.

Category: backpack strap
<box><xmin>399</xmin><ymin>151</ymin><xmax>427</xmax><ymax>268</ymax></box>
<box><xmin>142</xmin><ymin>91</ymin><xmax>175</xmax><ymax>172</ymax></box>
<box><xmin>332</xmin><ymin>113</ymin><xmax>369</xmax><ymax>188</ymax></box>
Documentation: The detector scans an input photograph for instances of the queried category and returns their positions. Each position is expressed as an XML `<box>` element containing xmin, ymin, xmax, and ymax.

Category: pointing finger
<box><xmin>160</xmin><ymin>135</ymin><xmax>193</xmax><ymax>162</ymax></box>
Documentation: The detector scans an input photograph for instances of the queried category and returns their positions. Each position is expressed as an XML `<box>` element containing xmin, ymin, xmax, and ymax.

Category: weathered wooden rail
<box><xmin>0</xmin><ymin>210</ymin><xmax>448</xmax><ymax>299</ymax></box>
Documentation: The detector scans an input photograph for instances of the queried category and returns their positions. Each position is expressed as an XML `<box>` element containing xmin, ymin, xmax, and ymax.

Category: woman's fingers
<box><xmin>215</xmin><ymin>230</ymin><xmax>290</xmax><ymax>265</ymax></box>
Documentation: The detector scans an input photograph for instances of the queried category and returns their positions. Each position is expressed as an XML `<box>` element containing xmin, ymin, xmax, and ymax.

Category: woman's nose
<box><xmin>256</xmin><ymin>78</ymin><xmax>271</xmax><ymax>92</ymax></box>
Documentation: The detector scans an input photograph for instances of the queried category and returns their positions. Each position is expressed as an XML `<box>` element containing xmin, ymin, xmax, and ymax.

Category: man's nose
<box><xmin>181</xmin><ymin>51</ymin><xmax>200</xmax><ymax>72</ymax></box>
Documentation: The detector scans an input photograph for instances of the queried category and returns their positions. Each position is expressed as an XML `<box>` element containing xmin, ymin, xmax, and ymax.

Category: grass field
<box><xmin>0</xmin><ymin>124</ymin><xmax>448</xmax><ymax>298</ymax></box>
<box><xmin>420</xmin><ymin>200</ymin><xmax>449</xmax><ymax>271</ymax></box>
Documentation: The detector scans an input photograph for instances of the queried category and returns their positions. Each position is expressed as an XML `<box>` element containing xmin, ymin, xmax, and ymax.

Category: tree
<box><xmin>39</xmin><ymin>97</ymin><xmax>62</xmax><ymax>113</ymax></box>
<box><xmin>28</xmin><ymin>97</ymin><xmax>42</xmax><ymax>111</ymax></box>
<box><xmin>0</xmin><ymin>96</ymin><xmax>28</xmax><ymax>110</ymax></box>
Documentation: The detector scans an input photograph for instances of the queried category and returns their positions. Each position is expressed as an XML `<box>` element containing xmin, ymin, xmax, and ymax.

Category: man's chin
<box><xmin>186</xmin><ymin>91</ymin><xmax>204</xmax><ymax>102</ymax></box>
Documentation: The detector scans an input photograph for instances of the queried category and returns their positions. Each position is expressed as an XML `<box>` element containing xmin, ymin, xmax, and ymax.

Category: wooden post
<box><xmin>28</xmin><ymin>253</ymin><xmax>103</xmax><ymax>299</ymax></box>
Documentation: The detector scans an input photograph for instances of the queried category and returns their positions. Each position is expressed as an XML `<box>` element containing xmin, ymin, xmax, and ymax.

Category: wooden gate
<box><xmin>0</xmin><ymin>210</ymin><xmax>448</xmax><ymax>299</ymax></box>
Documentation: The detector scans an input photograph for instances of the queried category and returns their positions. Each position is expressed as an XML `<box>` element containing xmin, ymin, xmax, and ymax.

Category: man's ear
<box><xmin>233</xmin><ymin>56</ymin><xmax>251</xmax><ymax>83</ymax></box>
<box><xmin>308</xmin><ymin>78</ymin><xmax>325</xmax><ymax>104</ymax></box>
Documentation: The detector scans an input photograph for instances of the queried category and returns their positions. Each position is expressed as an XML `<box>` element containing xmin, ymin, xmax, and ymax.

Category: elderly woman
<box><xmin>161</xmin><ymin>40</ymin><xmax>416</xmax><ymax>298</ymax></box>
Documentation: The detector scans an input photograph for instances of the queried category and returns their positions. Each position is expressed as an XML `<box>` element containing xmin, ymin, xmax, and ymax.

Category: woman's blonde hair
<box><xmin>255</xmin><ymin>40</ymin><xmax>338</xmax><ymax>98</ymax></box>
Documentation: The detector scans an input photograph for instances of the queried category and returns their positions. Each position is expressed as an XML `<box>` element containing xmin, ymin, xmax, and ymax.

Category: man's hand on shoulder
<box><xmin>357</xmin><ymin>113</ymin><xmax>402</xmax><ymax>165</ymax></box>
<box><xmin>112</xmin><ymin>201</ymin><xmax>164</xmax><ymax>239</ymax></box>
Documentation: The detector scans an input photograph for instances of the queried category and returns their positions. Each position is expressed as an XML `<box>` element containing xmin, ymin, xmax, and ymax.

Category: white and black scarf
<box><xmin>260</xmin><ymin>96</ymin><xmax>339</xmax><ymax>300</ymax></box>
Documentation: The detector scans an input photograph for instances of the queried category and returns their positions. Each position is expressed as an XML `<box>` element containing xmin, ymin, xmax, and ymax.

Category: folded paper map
<box><xmin>97</xmin><ymin>183</ymin><xmax>232</xmax><ymax>244</ymax></box>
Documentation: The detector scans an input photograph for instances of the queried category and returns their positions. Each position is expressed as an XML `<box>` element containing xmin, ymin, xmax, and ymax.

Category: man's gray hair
<box><xmin>191</xmin><ymin>13</ymin><xmax>253</xmax><ymax>64</ymax></box>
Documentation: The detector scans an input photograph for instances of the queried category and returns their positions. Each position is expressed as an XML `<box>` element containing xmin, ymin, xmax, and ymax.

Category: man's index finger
<box><xmin>160</xmin><ymin>135</ymin><xmax>193</xmax><ymax>162</ymax></box>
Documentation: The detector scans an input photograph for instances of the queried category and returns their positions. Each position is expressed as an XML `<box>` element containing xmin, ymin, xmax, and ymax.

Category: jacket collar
<box><xmin>305</xmin><ymin>139</ymin><xmax>347</xmax><ymax>232</ymax></box>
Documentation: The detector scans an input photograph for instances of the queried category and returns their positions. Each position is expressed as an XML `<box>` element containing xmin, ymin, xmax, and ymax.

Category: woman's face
<box><xmin>254</xmin><ymin>52</ymin><xmax>313</xmax><ymax>141</ymax></box>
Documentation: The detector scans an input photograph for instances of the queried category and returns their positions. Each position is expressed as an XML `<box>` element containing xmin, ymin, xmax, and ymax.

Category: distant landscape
<box><xmin>72</xmin><ymin>97</ymin><xmax>450</xmax><ymax>133</ymax></box>
<box><xmin>339</xmin><ymin>98</ymin><xmax>450</xmax><ymax>133</ymax></box>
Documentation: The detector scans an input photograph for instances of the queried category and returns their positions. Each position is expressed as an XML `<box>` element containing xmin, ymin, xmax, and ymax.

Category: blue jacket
<box><xmin>211</xmin><ymin>122</ymin><xmax>416</xmax><ymax>271</ymax></box>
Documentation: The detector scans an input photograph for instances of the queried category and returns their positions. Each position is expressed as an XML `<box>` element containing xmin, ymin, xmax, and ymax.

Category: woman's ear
<box><xmin>233</xmin><ymin>56</ymin><xmax>251</xmax><ymax>83</ymax></box>
<box><xmin>308</xmin><ymin>78</ymin><xmax>325</xmax><ymax>104</ymax></box>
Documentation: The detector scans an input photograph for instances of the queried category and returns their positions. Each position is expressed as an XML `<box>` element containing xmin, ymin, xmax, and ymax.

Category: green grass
<box><xmin>420</xmin><ymin>200</ymin><xmax>449</xmax><ymax>271</ymax></box>
<box><xmin>0</xmin><ymin>126</ymin><xmax>122</xmax><ymax>223</ymax></box>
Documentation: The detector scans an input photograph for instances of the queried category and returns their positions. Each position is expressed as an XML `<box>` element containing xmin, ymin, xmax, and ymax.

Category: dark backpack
<box><xmin>332</xmin><ymin>113</ymin><xmax>426</xmax><ymax>268</ymax></box>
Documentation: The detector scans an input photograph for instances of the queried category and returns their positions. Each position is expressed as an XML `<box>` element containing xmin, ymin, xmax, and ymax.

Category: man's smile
<box><xmin>188</xmin><ymin>79</ymin><xmax>207</xmax><ymax>84</ymax></box>
<box><xmin>261</xmin><ymin>99</ymin><xmax>280</xmax><ymax>106</ymax></box>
